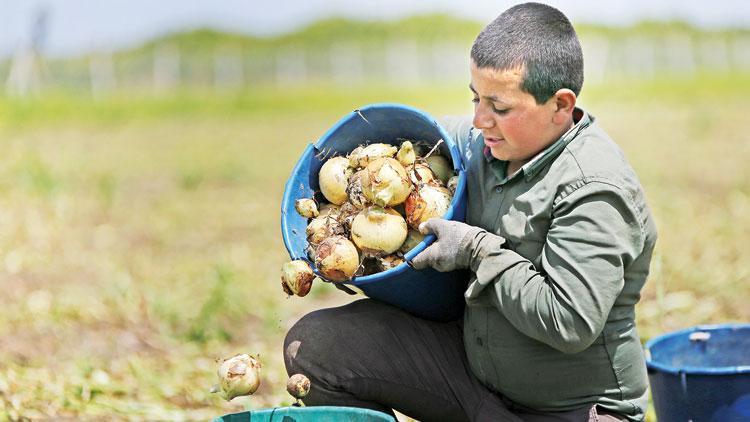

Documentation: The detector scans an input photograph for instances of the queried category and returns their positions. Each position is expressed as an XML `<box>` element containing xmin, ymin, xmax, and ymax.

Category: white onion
<box><xmin>361</xmin><ymin>158</ymin><xmax>411</xmax><ymax>207</ymax></box>
<box><xmin>319</xmin><ymin>156</ymin><xmax>352</xmax><ymax>205</ymax></box>
<box><xmin>405</xmin><ymin>182</ymin><xmax>453</xmax><ymax>229</ymax></box>
<box><xmin>281</xmin><ymin>260</ymin><xmax>314</xmax><ymax>297</ymax></box>
<box><xmin>348</xmin><ymin>143</ymin><xmax>397</xmax><ymax>169</ymax></box>
<box><xmin>426</xmin><ymin>155</ymin><xmax>453</xmax><ymax>184</ymax></box>
<box><xmin>318</xmin><ymin>203</ymin><xmax>340</xmax><ymax>218</ymax></box>
<box><xmin>315</xmin><ymin>236</ymin><xmax>360</xmax><ymax>282</ymax></box>
<box><xmin>396</xmin><ymin>141</ymin><xmax>416</xmax><ymax>167</ymax></box>
<box><xmin>350</xmin><ymin>206</ymin><xmax>408</xmax><ymax>255</ymax></box>
<box><xmin>306</xmin><ymin>215</ymin><xmax>344</xmax><ymax>245</ymax></box>
<box><xmin>214</xmin><ymin>354</ymin><xmax>261</xmax><ymax>401</ymax></box>
<box><xmin>294</xmin><ymin>198</ymin><xmax>319</xmax><ymax>218</ymax></box>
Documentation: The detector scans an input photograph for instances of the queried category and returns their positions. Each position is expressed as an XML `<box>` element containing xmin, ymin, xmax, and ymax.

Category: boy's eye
<box><xmin>492</xmin><ymin>106</ymin><xmax>509</xmax><ymax>115</ymax></box>
<box><xmin>471</xmin><ymin>97</ymin><xmax>480</xmax><ymax>104</ymax></box>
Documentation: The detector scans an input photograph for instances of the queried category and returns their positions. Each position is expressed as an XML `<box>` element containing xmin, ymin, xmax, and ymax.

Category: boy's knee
<box><xmin>283</xmin><ymin>308</ymin><xmax>339</xmax><ymax>374</ymax></box>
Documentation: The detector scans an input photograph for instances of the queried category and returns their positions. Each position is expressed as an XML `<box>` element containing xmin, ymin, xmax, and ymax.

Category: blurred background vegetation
<box><xmin>0</xmin><ymin>12</ymin><xmax>749</xmax><ymax>421</ymax></box>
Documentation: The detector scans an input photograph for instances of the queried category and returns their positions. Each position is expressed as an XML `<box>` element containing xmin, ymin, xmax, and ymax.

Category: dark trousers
<box><xmin>283</xmin><ymin>299</ymin><xmax>624</xmax><ymax>422</ymax></box>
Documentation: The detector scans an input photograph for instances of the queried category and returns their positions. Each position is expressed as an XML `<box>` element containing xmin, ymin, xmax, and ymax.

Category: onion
<box><xmin>286</xmin><ymin>374</ymin><xmax>311</xmax><ymax>401</ymax></box>
<box><xmin>294</xmin><ymin>198</ymin><xmax>319</xmax><ymax>218</ymax></box>
<box><xmin>377</xmin><ymin>254</ymin><xmax>404</xmax><ymax>271</ymax></box>
<box><xmin>281</xmin><ymin>260</ymin><xmax>314</xmax><ymax>297</ymax></box>
<box><xmin>426</xmin><ymin>155</ymin><xmax>453</xmax><ymax>184</ymax></box>
<box><xmin>362</xmin><ymin>158</ymin><xmax>411</xmax><ymax>207</ymax></box>
<box><xmin>214</xmin><ymin>354</ymin><xmax>261</xmax><ymax>401</ymax></box>
<box><xmin>405</xmin><ymin>182</ymin><xmax>453</xmax><ymax>229</ymax></box>
<box><xmin>396</xmin><ymin>141</ymin><xmax>416</xmax><ymax>167</ymax></box>
<box><xmin>447</xmin><ymin>175</ymin><xmax>459</xmax><ymax>196</ymax></box>
<box><xmin>319</xmin><ymin>156</ymin><xmax>352</xmax><ymax>205</ymax></box>
<box><xmin>408</xmin><ymin>162</ymin><xmax>437</xmax><ymax>185</ymax></box>
<box><xmin>315</xmin><ymin>236</ymin><xmax>360</xmax><ymax>282</ymax></box>
<box><xmin>306</xmin><ymin>215</ymin><xmax>344</xmax><ymax>245</ymax></box>
<box><xmin>350</xmin><ymin>206</ymin><xmax>408</xmax><ymax>255</ymax></box>
<box><xmin>348</xmin><ymin>143</ymin><xmax>397</xmax><ymax>169</ymax></box>
<box><xmin>399</xmin><ymin>229</ymin><xmax>426</xmax><ymax>254</ymax></box>
<box><xmin>346</xmin><ymin>170</ymin><xmax>368</xmax><ymax>209</ymax></box>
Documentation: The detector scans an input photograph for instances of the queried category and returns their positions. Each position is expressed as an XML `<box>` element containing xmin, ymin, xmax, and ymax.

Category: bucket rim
<box><xmin>644</xmin><ymin>323</ymin><xmax>750</xmax><ymax>375</ymax></box>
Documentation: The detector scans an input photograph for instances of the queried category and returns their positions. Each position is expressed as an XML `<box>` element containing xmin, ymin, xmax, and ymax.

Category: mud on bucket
<box><xmin>280</xmin><ymin>103</ymin><xmax>468</xmax><ymax>321</ymax></box>
<box><xmin>645</xmin><ymin>323</ymin><xmax>750</xmax><ymax>422</ymax></box>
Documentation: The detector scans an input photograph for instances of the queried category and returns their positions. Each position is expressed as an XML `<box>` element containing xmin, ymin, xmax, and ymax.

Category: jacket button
<box><xmin>494</xmin><ymin>186</ymin><xmax>503</xmax><ymax>193</ymax></box>
<box><xmin>476</xmin><ymin>337</ymin><xmax>484</xmax><ymax>346</ymax></box>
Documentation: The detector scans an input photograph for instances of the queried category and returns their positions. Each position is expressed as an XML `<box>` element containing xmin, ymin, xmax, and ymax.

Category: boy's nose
<box><xmin>472</xmin><ymin>106</ymin><xmax>495</xmax><ymax>130</ymax></box>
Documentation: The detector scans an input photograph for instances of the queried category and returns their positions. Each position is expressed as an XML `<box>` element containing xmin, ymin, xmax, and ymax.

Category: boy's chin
<box><xmin>489</xmin><ymin>148</ymin><xmax>508</xmax><ymax>161</ymax></box>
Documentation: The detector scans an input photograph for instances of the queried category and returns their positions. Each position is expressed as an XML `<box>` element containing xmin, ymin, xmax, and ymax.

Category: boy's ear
<box><xmin>552</xmin><ymin>88</ymin><xmax>577</xmax><ymax>123</ymax></box>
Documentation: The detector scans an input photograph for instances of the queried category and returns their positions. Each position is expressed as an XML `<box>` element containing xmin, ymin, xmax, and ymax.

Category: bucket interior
<box><xmin>648</xmin><ymin>326</ymin><xmax>750</xmax><ymax>370</ymax></box>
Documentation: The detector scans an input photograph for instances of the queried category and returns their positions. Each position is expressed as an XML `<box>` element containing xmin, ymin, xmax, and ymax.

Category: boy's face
<box><xmin>470</xmin><ymin>62</ymin><xmax>567</xmax><ymax>165</ymax></box>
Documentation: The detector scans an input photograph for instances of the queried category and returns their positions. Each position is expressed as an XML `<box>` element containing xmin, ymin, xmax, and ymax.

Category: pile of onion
<box><xmin>281</xmin><ymin>140</ymin><xmax>456</xmax><ymax>296</ymax></box>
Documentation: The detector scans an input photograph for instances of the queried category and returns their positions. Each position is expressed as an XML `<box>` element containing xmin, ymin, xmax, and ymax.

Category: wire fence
<box><xmin>3</xmin><ymin>33</ymin><xmax>750</xmax><ymax>97</ymax></box>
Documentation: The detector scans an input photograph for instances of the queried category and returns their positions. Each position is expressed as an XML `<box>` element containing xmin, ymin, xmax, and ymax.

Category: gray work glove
<box><xmin>411</xmin><ymin>218</ymin><xmax>488</xmax><ymax>272</ymax></box>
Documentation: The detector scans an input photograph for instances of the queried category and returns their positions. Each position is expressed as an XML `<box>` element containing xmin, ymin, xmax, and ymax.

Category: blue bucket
<box><xmin>280</xmin><ymin>103</ymin><xmax>468</xmax><ymax>321</ymax></box>
<box><xmin>213</xmin><ymin>406</ymin><xmax>395</xmax><ymax>421</ymax></box>
<box><xmin>645</xmin><ymin>323</ymin><xmax>750</xmax><ymax>422</ymax></box>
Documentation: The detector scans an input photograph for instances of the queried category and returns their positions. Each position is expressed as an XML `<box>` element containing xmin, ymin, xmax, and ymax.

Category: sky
<box><xmin>1</xmin><ymin>0</ymin><xmax>749</xmax><ymax>58</ymax></box>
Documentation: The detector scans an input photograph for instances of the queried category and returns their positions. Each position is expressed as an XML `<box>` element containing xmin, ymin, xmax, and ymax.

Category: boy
<box><xmin>284</xmin><ymin>3</ymin><xmax>656</xmax><ymax>421</ymax></box>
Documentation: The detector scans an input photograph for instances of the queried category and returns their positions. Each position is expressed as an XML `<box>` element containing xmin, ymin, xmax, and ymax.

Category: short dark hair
<box><xmin>470</xmin><ymin>2</ymin><xmax>583</xmax><ymax>104</ymax></box>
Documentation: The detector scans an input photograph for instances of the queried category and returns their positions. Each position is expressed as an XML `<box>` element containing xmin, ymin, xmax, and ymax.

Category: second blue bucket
<box><xmin>645</xmin><ymin>323</ymin><xmax>750</xmax><ymax>422</ymax></box>
<box><xmin>281</xmin><ymin>103</ymin><xmax>468</xmax><ymax>321</ymax></box>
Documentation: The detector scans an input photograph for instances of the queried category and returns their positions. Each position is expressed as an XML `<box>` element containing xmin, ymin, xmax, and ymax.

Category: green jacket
<box><xmin>441</xmin><ymin>109</ymin><xmax>657</xmax><ymax>421</ymax></box>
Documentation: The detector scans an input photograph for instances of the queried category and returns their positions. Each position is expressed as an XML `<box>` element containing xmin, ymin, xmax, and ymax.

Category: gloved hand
<box><xmin>411</xmin><ymin>218</ymin><xmax>490</xmax><ymax>272</ymax></box>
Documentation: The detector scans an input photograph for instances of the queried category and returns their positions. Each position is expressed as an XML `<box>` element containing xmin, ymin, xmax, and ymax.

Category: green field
<box><xmin>0</xmin><ymin>75</ymin><xmax>748</xmax><ymax>420</ymax></box>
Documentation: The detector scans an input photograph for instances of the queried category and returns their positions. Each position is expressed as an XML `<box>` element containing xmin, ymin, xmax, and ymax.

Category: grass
<box><xmin>0</xmin><ymin>74</ymin><xmax>748</xmax><ymax>420</ymax></box>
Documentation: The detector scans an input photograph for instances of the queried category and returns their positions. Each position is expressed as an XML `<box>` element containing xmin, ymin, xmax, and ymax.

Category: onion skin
<box><xmin>346</xmin><ymin>170</ymin><xmax>368</xmax><ymax>209</ymax></box>
<box><xmin>319</xmin><ymin>156</ymin><xmax>352</xmax><ymax>205</ymax></box>
<box><xmin>405</xmin><ymin>183</ymin><xmax>453</xmax><ymax>229</ymax></box>
<box><xmin>315</xmin><ymin>236</ymin><xmax>360</xmax><ymax>282</ymax></box>
<box><xmin>426</xmin><ymin>155</ymin><xmax>453</xmax><ymax>184</ymax></box>
<box><xmin>286</xmin><ymin>374</ymin><xmax>311</xmax><ymax>400</ymax></box>
<box><xmin>362</xmin><ymin>158</ymin><xmax>411</xmax><ymax>207</ymax></box>
<box><xmin>216</xmin><ymin>354</ymin><xmax>261</xmax><ymax>401</ymax></box>
<box><xmin>351</xmin><ymin>206</ymin><xmax>408</xmax><ymax>255</ymax></box>
<box><xmin>281</xmin><ymin>260</ymin><xmax>314</xmax><ymax>297</ymax></box>
<box><xmin>447</xmin><ymin>176</ymin><xmax>459</xmax><ymax>196</ymax></box>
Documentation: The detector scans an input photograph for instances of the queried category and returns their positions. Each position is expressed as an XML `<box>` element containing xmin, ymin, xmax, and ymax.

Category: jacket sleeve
<box><xmin>464</xmin><ymin>180</ymin><xmax>646</xmax><ymax>354</ymax></box>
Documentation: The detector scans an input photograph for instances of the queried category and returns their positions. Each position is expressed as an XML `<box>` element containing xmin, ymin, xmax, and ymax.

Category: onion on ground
<box><xmin>361</xmin><ymin>158</ymin><xmax>411</xmax><ymax>207</ymax></box>
<box><xmin>405</xmin><ymin>182</ymin><xmax>453</xmax><ymax>229</ymax></box>
<box><xmin>350</xmin><ymin>206</ymin><xmax>408</xmax><ymax>256</ymax></box>
<box><xmin>281</xmin><ymin>260</ymin><xmax>314</xmax><ymax>297</ymax></box>
<box><xmin>315</xmin><ymin>235</ymin><xmax>360</xmax><ymax>282</ymax></box>
<box><xmin>319</xmin><ymin>156</ymin><xmax>353</xmax><ymax>205</ymax></box>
